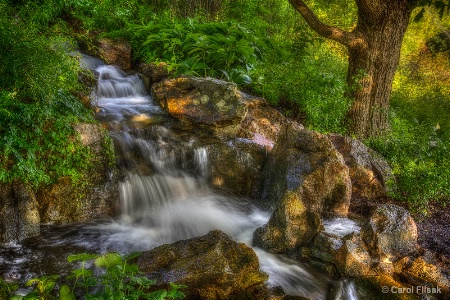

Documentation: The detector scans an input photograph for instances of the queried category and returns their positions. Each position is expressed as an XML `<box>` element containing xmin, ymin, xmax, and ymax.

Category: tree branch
<box><xmin>288</xmin><ymin>0</ymin><xmax>357</xmax><ymax>47</ymax></box>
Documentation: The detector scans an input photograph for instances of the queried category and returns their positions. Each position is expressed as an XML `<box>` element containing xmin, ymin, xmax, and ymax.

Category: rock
<box><xmin>215</xmin><ymin>106</ymin><xmax>303</xmax><ymax>149</ymax></box>
<box><xmin>334</xmin><ymin>233</ymin><xmax>374</xmax><ymax>277</ymax></box>
<box><xmin>397</xmin><ymin>256</ymin><xmax>450</xmax><ymax>295</ymax></box>
<box><xmin>329</xmin><ymin>134</ymin><xmax>395</xmax><ymax>200</ymax></box>
<box><xmin>260</xmin><ymin>125</ymin><xmax>351</xmax><ymax>216</ymax></box>
<box><xmin>137</xmin><ymin>230</ymin><xmax>268</xmax><ymax>300</ymax></box>
<box><xmin>96</xmin><ymin>38</ymin><xmax>132</xmax><ymax>71</ymax></box>
<box><xmin>138</xmin><ymin>62</ymin><xmax>171</xmax><ymax>84</ymax></box>
<box><xmin>253</xmin><ymin>191</ymin><xmax>321</xmax><ymax>253</ymax></box>
<box><xmin>253</xmin><ymin>126</ymin><xmax>351</xmax><ymax>253</ymax></box>
<box><xmin>206</xmin><ymin>138</ymin><xmax>267</xmax><ymax>197</ymax></box>
<box><xmin>362</xmin><ymin>204</ymin><xmax>418</xmax><ymax>261</ymax></box>
<box><xmin>310</xmin><ymin>230</ymin><xmax>374</xmax><ymax>277</ymax></box>
<box><xmin>0</xmin><ymin>181</ymin><xmax>40</xmax><ymax>243</ymax></box>
<box><xmin>151</xmin><ymin>77</ymin><xmax>262</xmax><ymax>127</ymax></box>
<box><xmin>37</xmin><ymin>123</ymin><xmax>118</xmax><ymax>224</ymax></box>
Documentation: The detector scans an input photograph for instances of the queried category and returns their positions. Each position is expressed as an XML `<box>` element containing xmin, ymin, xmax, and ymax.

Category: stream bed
<box><xmin>0</xmin><ymin>62</ymin><xmax>359</xmax><ymax>300</ymax></box>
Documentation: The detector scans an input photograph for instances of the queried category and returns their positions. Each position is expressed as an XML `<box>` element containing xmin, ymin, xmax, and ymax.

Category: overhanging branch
<box><xmin>289</xmin><ymin>0</ymin><xmax>357</xmax><ymax>47</ymax></box>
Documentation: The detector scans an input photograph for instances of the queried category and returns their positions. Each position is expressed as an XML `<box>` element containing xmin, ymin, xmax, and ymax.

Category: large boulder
<box><xmin>137</xmin><ymin>230</ymin><xmax>269</xmax><ymax>300</ymax></box>
<box><xmin>37</xmin><ymin>123</ymin><xmax>118</xmax><ymax>224</ymax></box>
<box><xmin>0</xmin><ymin>181</ymin><xmax>40</xmax><ymax>243</ymax></box>
<box><xmin>361</xmin><ymin>204</ymin><xmax>418</xmax><ymax>262</ymax></box>
<box><xmin>151</xmin><ymin>77</ymin><xmax>263</xmax><ymax>127</ymax></box>
<box><xmin>260</xmin><ymin>125</ymin><xmax>351</xmax><ymax>215</ymax></box>
<box><xmin>253</xmin><ymin>191</ymin><xmax>321</xmax><ymax>254</ymax></box>
<box><xmin>329</xmin><ymin>134</ymin><xmax>394</xmax><ymax>200</ymax></box>
<box><xmin>253</xmin><ymin>126</ymin><xmax>351</xmax><ymax>253</ymax></box>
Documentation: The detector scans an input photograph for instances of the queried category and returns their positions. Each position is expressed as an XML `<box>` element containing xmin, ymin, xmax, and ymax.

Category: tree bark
<box><xmin>289</xmin><ymin>0</ymin><xmax>413</xmax><ymax>138</ymax></box>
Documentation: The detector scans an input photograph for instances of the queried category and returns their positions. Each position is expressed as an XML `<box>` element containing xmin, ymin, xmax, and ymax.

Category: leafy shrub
<box><xmin>115</xmin><ymin>17</ymin><xmax>271</xmax><ymax>84</ymax></box>
<box><xmin>2</xmin><ymin>252</ymin><xmax>185</xmax><ymax>300</ymax></box>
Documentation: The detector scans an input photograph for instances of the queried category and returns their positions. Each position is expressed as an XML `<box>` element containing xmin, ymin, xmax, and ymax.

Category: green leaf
<box><xmin>59</xmin><ymin>285</ymin><xmax>75</xmax><ymax>300</ymax></box>
<box><xmin>123</xmin><ymin>252</ymin><xmax>141</xmax><ymax>261</ymax></box>
<box><xmin>94</xmin><ymin>252</ymin><xmax>123</xmax><ymax>269</ymax></box>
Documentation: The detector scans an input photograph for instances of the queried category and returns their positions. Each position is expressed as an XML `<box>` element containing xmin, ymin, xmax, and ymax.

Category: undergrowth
<box><xmin>0</xmin><ymin>252</ymin><xmax>185</xmax><ymax>300</ymax></box>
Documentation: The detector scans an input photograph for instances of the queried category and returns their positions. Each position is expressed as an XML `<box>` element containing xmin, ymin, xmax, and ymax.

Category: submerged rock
<box><xmin>137</xmin><ymin>230</ymin><xmax>269</xmax><ymax>300</ymax></box>
<box><xmin>0</xmin><ymin>181</ymin><xmax>40</xmax><ymax>243</ymax></box>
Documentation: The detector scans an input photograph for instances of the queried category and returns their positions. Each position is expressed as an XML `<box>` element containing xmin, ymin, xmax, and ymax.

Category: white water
<box><xmin>93</xmin><ymin>65</ymin><xmax>359</xmax><ymax>300</ymax></box>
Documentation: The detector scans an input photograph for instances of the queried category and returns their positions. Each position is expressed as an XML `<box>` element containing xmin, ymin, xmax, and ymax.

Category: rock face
<box><xmin>137</xmin><ymin>230</ymin><xmax>268</xmax><ymax>300</ymax></box>
<box><xmin>362</xmin><ymin>204</ymin><xmax>418</xmax><ymax>261</ymax></box>
<box><xmin>206</xmin><ymin>139</ymin><xmax>267</xmax><ymax>197</ymax></box>
<box><xmin>37</xmin><ymin>123</ymin><xmax>118</xmax><ymax>224</ymax></box>
<box><xmin>0</xmin><ymin>181</ymin><xmax>40</xmax><ymax>243</ymax></box>
<box><xmin>96</xmin><ymin>38</ymin><xmax>132</xmax><ymax>71</ymax></box>
<box><xmin>151</xmin><ymin>76</ymin><xmax>301</xmax><ymax>197</ymax></box>
<box><xmin>253</xmin><ymin>191</ymin><xmax>321</xmax><ymax>254</ymax></box>
<box><xmin>152</xmin><ymin>77</ymin><xmax>262</xmax><ymax>126</ymax></box>
<box><xmin>329</xmin><ymin>134</ymin><xmax>394</xmax><ymax>200</ymax></box>
<box><xmin>253</xmin><ymin>126</ymin><xmax>352</xmax><ymax>253</ymax></box>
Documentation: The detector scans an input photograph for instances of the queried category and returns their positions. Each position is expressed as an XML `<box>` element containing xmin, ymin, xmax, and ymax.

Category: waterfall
<box><xmin>0</xmin><ymin>64</ymin><xmax>358</xmax><ymax>300</ymax></box>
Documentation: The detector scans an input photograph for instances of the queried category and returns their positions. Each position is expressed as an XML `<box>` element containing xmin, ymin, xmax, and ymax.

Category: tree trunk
<box><xmin>288</xmin><ymin>0</ymin><xmax>413</xmax><ymax>138</ymax></box>
<box><xmin>346</xmin><ymin>0</ymin><xmax>412</xmax><ymax>138</ymax></box>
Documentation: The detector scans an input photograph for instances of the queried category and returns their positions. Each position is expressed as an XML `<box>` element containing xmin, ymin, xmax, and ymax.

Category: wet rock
<box><xmin>253</xmin><ymin>191</ymin><xmax>321</xmax><ymax>253</ymax></box>
<box><xmin>334</xmin><ymin>233</ymin><xmax>374</xmax><ymax>277</ymax></box>
<box><xmin>137</xmin><ymin>230</ymin><xmax>268</xmax><ymax>300</ymax></box>
<box><xmin>260</xmin><ymin>126</ymin><xmax>351</xmax><ymax>216</ymax></box>
<box><xmin>138</xmin><ymin>62</ymin><xmax>171</xmax><ymax>84</ymax></box>
<box><xmin>329</xmin><ymin>134</ymin><xmax>395</xmax><ymax>200</ymax></box>
<box><xmin>216</xmin><ymin>106</ymin><xmax>303</xmax><ymax>149</ymax></box>
<box><xmin>253</xmin><ymin>126</ymin><xmax>351</xmax><ymax>253</ymax></box>
<box><xmin>96</xmin><ymin>38</ymin><xmax>132</xmax><ymax>71</ymax></box>
<box><xmin>362</xmin><ymin>204</ymin><xmax>418</xmax><ymax>261</ymax></box>
<box><xmin>151</xmin><ymin>77</ymin><xmax>263</xmax><ymax>127</ymax></box>
<box><xmin>37</xmin><ymin>123</ymin><xmax>118</xmax><ymax>224</ymax></box>
<box><xmin>206</xmin><ymin>138</ymin><xmax>267</xmax><ymax>197</ymax></box>
<box><xmin>309</xmin><ymin>230</ymin><xmax>374</xmax><ymax>277</ymax></box>
<box><xmin>0</xmin><ymin>181</ymin><xmax>40</xmax><ymax>243</ymax></box>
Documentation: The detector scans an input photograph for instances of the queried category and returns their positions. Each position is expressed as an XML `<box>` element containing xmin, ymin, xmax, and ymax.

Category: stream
<box><xmin>0</xmin><ymin>60</ymin><xmax>358</xmax><ymax>300</ymax></box>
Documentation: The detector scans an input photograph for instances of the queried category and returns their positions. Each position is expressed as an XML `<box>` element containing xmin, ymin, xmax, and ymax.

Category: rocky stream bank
<box><xmin>0</xmin><ymin>40</ymin><xmax>449</xmax><ymax>300</ymax></box>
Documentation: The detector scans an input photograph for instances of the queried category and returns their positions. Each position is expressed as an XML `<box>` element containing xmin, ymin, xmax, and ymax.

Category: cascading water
<box><xmin>0</xmin><ymin>63</ymin><xmax>358</xmax><ymax>300</ymax></box>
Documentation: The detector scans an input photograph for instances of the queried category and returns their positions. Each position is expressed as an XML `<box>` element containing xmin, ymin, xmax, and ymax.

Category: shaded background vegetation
<box><xmin>1</xmin><ymin>0</ymin><xmax>449</xmax><ymax>212</ymax></box>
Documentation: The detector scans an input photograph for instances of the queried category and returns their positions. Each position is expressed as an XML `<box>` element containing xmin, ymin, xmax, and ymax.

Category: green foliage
<box><xmin>5</xmin><ymin>252</ymin><xmax>185</xmax><ymax>300</ymax></box>
<box><xmin>0</xmin><ymin>279</ymin><xmax>19</xmax><ymax>299</ymax></box>
<box><xmin>251</xmin><ymin>41</ymin><xmax>351</xmax><ymax>134</ymax></box>
<box><xmin>117</xmin><ymin>17</ymin><xmax>271</xmax><ymax>84</ymax></box>
<box><xmin>0</xmin><ymin>4</ymin><xmax>94</xmax><ymax>187</ymax></box>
